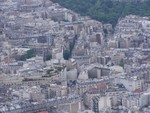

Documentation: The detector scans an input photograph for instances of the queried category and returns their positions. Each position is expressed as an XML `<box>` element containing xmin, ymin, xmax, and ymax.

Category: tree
<box><xmin>69</xmin><ymin>42</ymin><xmax>74</xmax><ymax>53</ymax></box>
<box><xmin>119</xmin><ymin>59</ymin><xmax>124</xmax><ymax>68</ymax></box>
<box><xmin>103</xmin><ymin>29</ymin><xmax>108</xmax><ymax>34</ymax></box>
<box><xmin>51</xmin><ymin>0</ymin><xmax>150</xmax><ymax>27</ymax></box>
<box><xmin>19</xmin><ymin>49</ymin><xmax>35</xmax><ymax>61</ymax></box>
<box><xmin>26</xmin><ymin>49</ymin><xmax>35</xmax><ymax>59</ymax></box>
<box><xmin>19</xmin><ymin>54</ymin><xmax>26</xmax><ymax>61</ymax></box>
<box><xmin>44</xmin><ymin>53</ymin><xmax>52</xmax><ymax>61</ymax></box>
<box><xmin>63</xmin><ymin>50</ymin><xmax>70</xmax><ymax>60</ymax></box>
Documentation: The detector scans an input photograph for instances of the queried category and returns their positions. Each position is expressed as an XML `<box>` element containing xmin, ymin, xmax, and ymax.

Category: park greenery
<box><xmin>19</xmin><ymin>49</ymin><xmax>35</xmax><ymax>61</ymax></box>
<box><xmin>51</xmin><ymin>0</ymin><xmax>150</xmax><ymax>27</ymax></box>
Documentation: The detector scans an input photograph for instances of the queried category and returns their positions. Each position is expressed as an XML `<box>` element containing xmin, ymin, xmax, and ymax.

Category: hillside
<box><xmin>51</xmin><ymin>0</ymin><xmax>150</xmax><ymax>27</ymax></box>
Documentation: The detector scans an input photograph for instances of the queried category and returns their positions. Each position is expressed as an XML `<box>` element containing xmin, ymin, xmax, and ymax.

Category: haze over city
<box><xmin>0</xmin><ymin>0</ymin><xmax>150</xmax><ymax>113</ymax></box>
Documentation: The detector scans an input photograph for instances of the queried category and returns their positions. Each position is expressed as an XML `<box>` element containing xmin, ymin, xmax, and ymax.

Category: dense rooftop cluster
<box><xmin>0</xmin><ymin>0</ymin><xmax>150</xmax><ymax>113</ymax></box>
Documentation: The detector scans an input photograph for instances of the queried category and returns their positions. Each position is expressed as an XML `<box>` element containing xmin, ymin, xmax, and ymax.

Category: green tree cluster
<box><xmin>19</xmin><ymin>49</ymin><xmax>35</xmax><ymax>61</ymax></box>
<box><xmin>43</xmin><ymin>52</ymin><xmax>52</xmax><ymax>61</ymax></box>
<box><xmin>51</xmin><ymin>0</ymin><xmax>150</xmax><ymax>27</ymax></box>
<box><xmin>63</xmin><ymin>35</ymin><xmax>78</xmax><ymax>60</ymax></box>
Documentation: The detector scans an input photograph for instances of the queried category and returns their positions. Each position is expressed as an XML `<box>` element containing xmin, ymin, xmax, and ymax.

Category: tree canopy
<box><xmin>51</xmin><ymin>0</ymin><xmax>150</xmax><ymax>27</ymax></box>
<box><xmin>19</xmin><ymin>49</ymin><xmax>35</xmax><ymax>61</ymax></box>
<box><xmin>63</xmin><ymin>35</ymin><xmax>78</xmax><ymax>60</ymax></box>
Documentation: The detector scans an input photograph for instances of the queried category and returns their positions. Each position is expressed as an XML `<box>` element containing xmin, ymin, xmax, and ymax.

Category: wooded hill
<box><xmin>51</xmin><ymin>0</ymin><xmax>150</xmax><ymax>27</ymax></box>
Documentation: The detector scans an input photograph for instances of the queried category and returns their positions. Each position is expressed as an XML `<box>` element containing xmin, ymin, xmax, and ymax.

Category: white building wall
<box><xmin>115</xmin><ymin>78</ymin><xmax>143</xmax><ymax>91</ymax></box>
<box><xmin>67</xmin><ymin>69</ymin><xmax>78</xmax><ymax>81</ymax></box>
<box><xmin>98</xmin><ymin>96</ymin><xmax>111</xmax><ymax>111</ymax></box>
